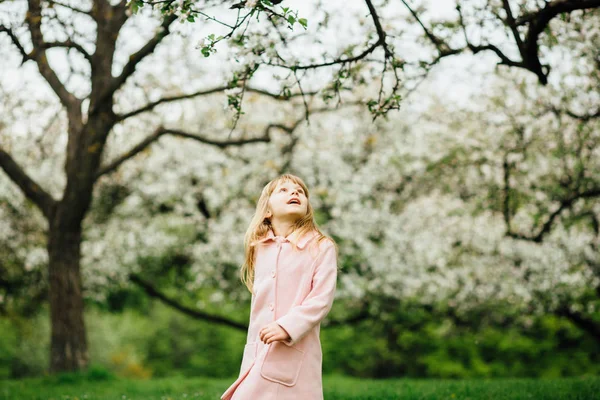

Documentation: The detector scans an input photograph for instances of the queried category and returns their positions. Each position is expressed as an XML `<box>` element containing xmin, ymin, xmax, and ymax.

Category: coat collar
<box><xmin>250</xmin><ymin>228</ymin><xmax>318</xmax><ymax>249</ymax></box>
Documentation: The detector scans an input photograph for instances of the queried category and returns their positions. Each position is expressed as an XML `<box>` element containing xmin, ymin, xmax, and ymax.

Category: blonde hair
<box><xmin>240</xmin><ymin>174</ymin><xmax>337</xmax><ymax>294</ymax></box>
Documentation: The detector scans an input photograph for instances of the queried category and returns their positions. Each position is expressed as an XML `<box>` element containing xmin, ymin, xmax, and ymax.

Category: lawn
<box><xmin>0</xmin><ymin>373</ymin><xmax>598</xmax><ymax>400</ymax></box>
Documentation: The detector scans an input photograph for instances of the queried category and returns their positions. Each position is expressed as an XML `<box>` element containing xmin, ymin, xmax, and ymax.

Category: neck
<box><xmin>270</xmin><ymin>218</ymin><xmax>296</xmax><ymax>238</ymax></box>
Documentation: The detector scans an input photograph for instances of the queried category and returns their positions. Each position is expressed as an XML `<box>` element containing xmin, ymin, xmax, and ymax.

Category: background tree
<box><xmin>0</xmin><ymin>0</ymin><xmax>414</xmax><ymax>373</ymax></box>
<box><xmin>2</xmin><ymin>0</ymin><xmax>599</xmax><ymax>375</ymax></box>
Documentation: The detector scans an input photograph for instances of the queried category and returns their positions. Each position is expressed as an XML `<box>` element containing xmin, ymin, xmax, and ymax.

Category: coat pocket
<box><xmin>240</xmin><ymin>342</ymin><xmax>257</xmax><ymax>373</ymax></box>
<box><xmin>260</xmin><ymin>341</ymin><xmax>305</xmax><ymax>387</ymax></box>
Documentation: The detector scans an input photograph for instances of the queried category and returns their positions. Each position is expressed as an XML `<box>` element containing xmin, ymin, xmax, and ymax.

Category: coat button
<box><xmin>269</xmin><ymin>303</ymin><xmax>274</xmax><ymax>311</ymax></box>
<box><xmin>271</xmin><ymin>270</ymin><xmax>276</xmax><ymax>278</ymax></box>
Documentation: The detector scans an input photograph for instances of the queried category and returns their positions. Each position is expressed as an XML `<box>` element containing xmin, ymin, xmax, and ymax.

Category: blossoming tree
<box><xmin>1</xmin><ymin>0</ymin><xmax>599</xmax><ymax>374</ymax></box>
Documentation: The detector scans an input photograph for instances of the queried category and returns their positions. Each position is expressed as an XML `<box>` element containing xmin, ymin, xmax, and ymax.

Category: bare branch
<box><xmin>516</xmin><ymin>0</ymin><xmax>600</xmax><ymax>26</ymax></box>
<box><xmin>500</xmin><ymin>0</ymin><xmax>526</xmax><ymax>55</ymax></box>
<box><xmin>129</xmin><ymin>272</ymin><xmax>369</xmax><ymax>330</ymax></box>
<box><xmin>47</xmin><ymin>0</ymin><xmax>91</xmax><ymax>15</ymax></box>
<box><xmin>555</xmin><ymin>304</ymin><xmax>600</xmax><ymax>339</ymax></box>
<box><xmin>265</xmin><ymin>0</ymin><xmax>395</xmax><ymax>71</ymax></box>
<box><xmin>129</xmin><ymin>273</ymin><xmax>248</xmax><ymax>331</ymax></box>
<box><xmin>115</xmin><ymin>86</ymin><xmax>318</xmax><ymax>122</ymax></box>
<box><xmin>467</xmin><ymin>43</ymin><xmax>525</xmax><ymax>68</ymax></box>
<box><xmin>326</xmin><ymin>304</ymin><xmax>371</xmax><ymax>327</ymax></box>
<box><xmin>565</xmin><ymin>109</ymin><xmax>600</xmax><ymax>122</ymax></box>
<box><xmin>96</xmin><ymin>126</ymin><xmax>163</xmax><ymax>178</ymax></box>
<box><xmin>456</xmin><ymin>3</ymin><xmax>524</xmax><ymax>70</ymax></box>
<box><xmin>105</xmin><ymin>13</ymin><xmax>178</xmax><ymax>106</ymax></box>
<box><xmin>0</xmin><ymin>26</ymin><xmax>31</xmax><ymax>65</ymax></box>
<box><xmin>401</xmin><ymin>0</ymin><xmax>462</xmax><ymax>60</ymax></box>
<box><xmin>42</xmin><ymin>40</ymin><xmax>93</xmax><ymax>64</ymax></box>
<box><xmin>105</xmin><ymin>101</ymin><xmax>363</xmax><ymax>178</ymax></box>
<box><xmin>0</xmin><ymin>147</ymin><xmax>56</xmax><ymax>219</ymax></box>
<box><xmin>455</xmin><ymin>0</ymin><xmax>600</xmax><ymax>85</ymax></box>
<box><xmin>96</xmin><ymin>126</ymin><xmax>271</xmax><ymax>178</ymax></box>
<box><xmin>25</xmin><ymin>0</ymin><xmax>81</xmax><ymax>110</ymax></box>
<box><xmin>365</xmin><ymin>0</ymin><xmax>393</xmax><ymax>58</ymax></box>
<box><xmin>502</xmin><ymin>155</ymin><xmax>512</xmax><ymax>231</ymax></box>
<box><xmin>507</xmin><ymin>188</ymin><xmax>600</xmax><ymax>242</ymax></box>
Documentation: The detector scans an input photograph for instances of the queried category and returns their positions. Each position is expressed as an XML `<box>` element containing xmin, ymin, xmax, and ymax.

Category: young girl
<box><xmin>220</xmin><ymin>174</ymin><xmax>339</xmax><ymax>400</ymax></box>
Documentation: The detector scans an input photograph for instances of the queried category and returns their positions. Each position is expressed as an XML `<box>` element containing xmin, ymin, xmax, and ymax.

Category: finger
<box><xmin>260</xmin><ymin>327</ymin><xmax>268</xmax><ymax>338</ymax></box>
<box><xmin>264</xmin><ymin>332</ymin><xmax>276</xmax><ymax>344</ymax></box>
<box><xmin>268</xmin><ymin>331</ymin><xmax>282</xmax><ymax>344</ymax></box>
<box><xmin>262</xmin><ymin>330</ymin><xmax>271</xmax><ymax>343</ymax></box>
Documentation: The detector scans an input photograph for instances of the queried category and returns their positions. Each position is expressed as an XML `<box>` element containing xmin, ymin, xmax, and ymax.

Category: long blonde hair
<box><xmin>240</xmin><ymin>174</ymin><xmax>337</xmax><ymax>294</ymax></box>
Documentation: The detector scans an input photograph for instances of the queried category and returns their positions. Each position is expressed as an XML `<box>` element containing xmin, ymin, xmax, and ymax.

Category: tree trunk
<box><xmin>47</xmin><ymin>217</ymin><xmax>88</xmax><ymax>372</ymax></box>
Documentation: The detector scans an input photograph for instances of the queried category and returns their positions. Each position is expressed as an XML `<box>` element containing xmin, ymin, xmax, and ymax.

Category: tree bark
<box><xmin>47</xmin><ymin>218</ymin><xmax>88</xmax><ymax>372</ymax></box>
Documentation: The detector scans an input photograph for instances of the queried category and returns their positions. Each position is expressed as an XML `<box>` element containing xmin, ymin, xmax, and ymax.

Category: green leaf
<box><xmin>298</xmin><ymin>18</ymin><xmax>307</xmax><ymax>28</ymax></box>
<box><xmin>287</xmin><ymin>15</ymin><xmax>296</xmax><ymax>25</ymax></box>
<box><xmin>130</xmin><ymin>0</ymin><xmax>144</xmax><ymax>14</ymax></box>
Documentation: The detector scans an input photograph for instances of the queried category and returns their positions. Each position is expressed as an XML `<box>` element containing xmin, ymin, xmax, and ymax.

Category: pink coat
<box><xmin>220</xmin><ymin>228</ymin><xmax>338</xmax><ymax>400</ymax></box>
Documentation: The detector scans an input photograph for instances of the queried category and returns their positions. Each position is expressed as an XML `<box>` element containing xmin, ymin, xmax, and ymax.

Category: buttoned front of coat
<box><xmin>220</xmin><ymin>228</ymin><xmax>338</xmax><ymax>400</ymax></box>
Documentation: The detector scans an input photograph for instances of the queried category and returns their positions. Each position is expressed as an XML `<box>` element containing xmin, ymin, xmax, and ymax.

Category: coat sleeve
<box><xmin>275</xmin><ymin>242</ymin><xmax>338</xmax><ymax>346</ymax></box>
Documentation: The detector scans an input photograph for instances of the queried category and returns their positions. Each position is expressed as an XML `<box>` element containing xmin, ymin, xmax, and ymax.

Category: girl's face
<box><xmin>268</xmin><ymin>180</ymin><xmax>308</xmax><ymax>222</ymax></box>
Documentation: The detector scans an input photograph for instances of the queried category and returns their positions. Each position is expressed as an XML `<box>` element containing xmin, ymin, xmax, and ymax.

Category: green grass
<box><xmin>0</xmin><ymin>373</ymin><xmax>598</xmax><ymax>400</ymax></box>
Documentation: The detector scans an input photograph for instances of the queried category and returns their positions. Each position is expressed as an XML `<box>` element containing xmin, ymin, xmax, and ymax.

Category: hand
<box><xmin>259</xmin><ymin>322</ymin><xmax>291</xmax><ymax>345</ymax></box>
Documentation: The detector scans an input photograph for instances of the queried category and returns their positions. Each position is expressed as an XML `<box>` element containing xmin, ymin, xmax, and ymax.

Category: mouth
<box><xmin>287</xmin><ymin>198</ymin><xmax>301</xmax><ymax>205</ymax></box>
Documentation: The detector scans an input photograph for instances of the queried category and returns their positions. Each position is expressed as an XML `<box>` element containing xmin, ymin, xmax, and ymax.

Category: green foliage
<box><xmin>321</xmin><ymin>304</ymin><xmax>600</xmax><ymax>379</ymax></box>
<box><xmin>0</xmin><ymin>313</ymin><xmax>49</xmax><ymax>379</ymax></box>
<box><xmin>127</xmin><ymin>0</ymin><xmax>144</xmax><ymax>15</ymax></box>
<box><xmin>0</xmin><ymin>319</ymin><xmax>17</xmax><ymax>379</ymax></box>
<box><xmin>1</xmin><ymin>300</ymin><xmax>598</xmax><ymax>381</ymax></box>
<box><xmin>142</xmin><ymin>304</ymin><xmax>242</xmax><ymax>378</ymax></box>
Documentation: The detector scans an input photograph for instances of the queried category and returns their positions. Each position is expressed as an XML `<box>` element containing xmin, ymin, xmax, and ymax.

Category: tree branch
<box><xmin>516</xmin><ymin>0</ymin><xmax>600</xmax><ymax>26</ymax></box>
<box><xmin>115</xmin><ymin>86</ymin><xmax>317</xmax><ymax>122</ymax></box>
<box><xmin>325</xmin><ymin>305</ymin><xmax>371</xmax><ymax>327</ymax></box>
<box><xmin>456</xmin><ymin>3</ymin><xmax>528</xmax><ymax>73</ymax></box>
<box><xmin>0</xmin><ymin>26</ymin><xmax>31</xmax><ymax>65</ymax></box>
<box><xmin>104</xmin><ymin>13</ymin><xmax>178</xmax><ymax>110</ymax></box>
<box><xmin>265</xmin><ymin>0</ymin><xmax>395</xmax><ymax>71</ymax></box>
<box><xmin>500</xmin><ymin>0</ymin><xmax>526</xmax><ymax>55</ymax></box>
<box><xmin>42</xmin><ymin>39</ymin><xmax>93</xmax><ymax>64</ymax></box>
<box><xmin>25</xmin><ymin>0</ymin><xmax>81</xmax><ymax>110</ymax></box>
<box><xmin>104</xmin><ymin>100</ymin><xmax>362</xmax><ymax>179</ymax></box>
<box><xmin>402</xmin><ymin>0</ymin><xmax>462</xmax><ymax>61</ymax></box>
<box><xmin>555</xmin><ymin>304</ymin><xmax>600</xmax><ymax>340</ymax></box>
<box><xmin>507</xmin><ymin>188</ymin><xmax>600</xmax><ymax>242</ymax></box>
<box><xmin>47</xmin><ymin>0</ymin><xmax>91</xmax><ymax>15</ymax></box>
<box><xmin>565</xmin><ymin>108</ymin><xmax>600</xmax><ymax>122</ymax></box>
<box><xmin>129</xmin><ymin>273</ymin><xmax>248</xmax><ymax>331</ymax></box>
<box><xmin>0</xmin><ymin>147</ymin><xmax>56</xmax><ymax>219</ymax></box>
<box><xmin>129</xmin><ymin>272</ymin><xmax>372</xmax><ymax>331</ymax></box>
<box><xmin>456</xmin><ymin>0</ymin><xmax>600</xmax><ymax>85</ymax></box>
<box><xmin>96</xmin><ymin>126</ymin><xmax>271</xmax><ymax>178</ymax></box>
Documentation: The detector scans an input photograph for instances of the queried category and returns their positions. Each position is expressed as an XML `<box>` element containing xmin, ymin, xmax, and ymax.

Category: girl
<box><xmin>220</xmin><ymin>174</ymin><xmax>339</xmax><ymax>400</ymax></box>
